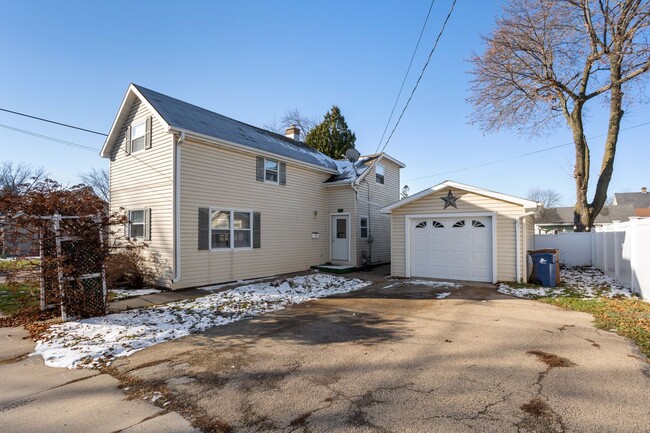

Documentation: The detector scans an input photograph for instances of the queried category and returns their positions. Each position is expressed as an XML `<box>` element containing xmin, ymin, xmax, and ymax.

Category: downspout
<box><xmin>516</xmin><ymin>211</ymin><xmax>536</xmax><ymax>283</ymax></box>
<box><xmin>171</xmin><ymin>131</ymin><xmax>185</xmax><ymax>284</ymax></box>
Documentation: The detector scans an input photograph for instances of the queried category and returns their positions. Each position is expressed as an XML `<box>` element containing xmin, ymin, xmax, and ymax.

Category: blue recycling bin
<box><xmin>532</xmin><ymin>253</ymin><xmax>556</xmax><ymax>287</ymax></box>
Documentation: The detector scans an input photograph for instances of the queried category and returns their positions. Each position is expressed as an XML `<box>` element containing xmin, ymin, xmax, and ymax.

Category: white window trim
<box><xmin>209</xmin><ymin>208</ymin><xmax>254</xmax><ymax>251</ymax></box>
<box><xmin>360</xmin><ymin>216</ymin><xmax>369</xmax><ymax>239</ymax></box>
<box><xmin>264</xmin><ymin>158</ymin><xmax>279</xmax><ymax>184</ymax></box>
<box><xmin>375</xmin><ymin>163</ymin><xmax>385</xmax><ymax>185</ymax></box>
<box><xmin>131</xmin><ymin>120</ymin><xmax>146</xmax><ymax>154</ymax></box>
<box><xmin>128</xmin><ymin>208</ymin><xmax>146</xmax><ymax>241</ymax></box>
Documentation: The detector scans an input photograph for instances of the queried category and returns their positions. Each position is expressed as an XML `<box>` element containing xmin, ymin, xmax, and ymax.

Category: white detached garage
<box><xmin>381</xmin><ymin>181</ymin><xmax>539</xmax><ymax>284</ymax></box>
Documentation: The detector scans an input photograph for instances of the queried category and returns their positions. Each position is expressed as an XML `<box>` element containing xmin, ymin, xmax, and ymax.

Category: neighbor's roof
<box><xmin>613</xmin><ymin>192</ymin><xmax>650</xmax><ymax>208</ymax></box>
<box><xmin>380</xmin><ymin>180</ymin><xmax>539</xmax><ymax>213</ymax></box>
<box><xmin>535</xmin><ymin>205</ymin><xmax>637</xmax><ymax>225</ymax></box>
<box><xmin>101</xmin><ymin>84</ymin><xmax>338</xmax><ymax>173</ymax></box>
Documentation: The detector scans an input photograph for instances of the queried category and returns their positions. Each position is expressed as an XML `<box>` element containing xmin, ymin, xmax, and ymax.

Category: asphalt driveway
<box><xmin>110</xmin><ymin>276</ymin><xmax>649</xmax><ymax>433</ymax></box>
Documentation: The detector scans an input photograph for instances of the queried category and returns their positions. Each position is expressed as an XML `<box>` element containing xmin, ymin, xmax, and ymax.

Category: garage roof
<box><xmin>380</xmin><ymin>180</ymin><xmax>540</xmax><ymax>213</ymax></box>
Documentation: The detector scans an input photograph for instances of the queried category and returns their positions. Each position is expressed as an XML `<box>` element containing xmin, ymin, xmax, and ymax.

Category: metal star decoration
<box><xmin>441</xmin><ymin>190</ymin><xmax>459</xmax><ymax>209</ymax></box>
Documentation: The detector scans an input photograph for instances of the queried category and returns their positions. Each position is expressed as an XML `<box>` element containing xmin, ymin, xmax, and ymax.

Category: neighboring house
<box><xmin>101</xmin><ymin>84</ymin><xmax>404</xmax><ymax>289</ymax></box>
<box><xmin>534</xmin><ymin>205</ymin><xmax>637</xmax><ymax>233</ymax></box>
<box><xmin>381</xmin><ymin>181</ymin><xmax>539</xmax><ymax>283</ymax></box>
<box><xmin>613</xmin><ymin>187</ymin><xmax>650</xmax><ymax>217</ymax></box>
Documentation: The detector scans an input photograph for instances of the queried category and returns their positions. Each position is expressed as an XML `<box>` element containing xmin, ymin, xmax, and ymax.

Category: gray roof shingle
<box><xmin>614</xmin><ymin>192</ymin><xmax>650</xmax><ymax>208</ymax></box>
<box><xmin>134</xmin><ymin>84</ymin><xmax>338</xmax><ymax>172</ymax></box>
<box><xmin>535</xmin><ymin>205</ymin><xmax>637</xmax><ymax>225</ymax></box>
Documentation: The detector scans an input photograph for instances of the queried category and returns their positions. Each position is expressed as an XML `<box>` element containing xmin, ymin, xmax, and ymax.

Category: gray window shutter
<box><xmin>279</xmin><ymin>162</ymin><xmax>286</xmax><ymax>185</ymax></box>
<box><xmin>256</xmin><ymin>156</ymin><xmax>264</xmax><ymax>181</ymax></box>
<box><xmin>124</xmin><ymin>210</ymin><xmax>130</xmax><ymax>237</ymax></box>
<box><xmin>253</xmin><ymin>212</ymin><xmax>261</xmax><ymax>248</ymax></box>
<box><xmin>144</xmin><ymin>208</ymin><xmax>151</xmax><ymax>241</ymax></box>
<box><xmin>125</xmin><ymin>126</ymin><xmax>132</xmax><ymax>155</ymax></box>
<box><xmin>144</xmin><ymin>116</ymin><xmax>152</xmax><ymax>149</ymax></box>
<box><xmin>198</xmin><ymin>208</ymin><xmax>210</xmax><ymax>250</ymax></box>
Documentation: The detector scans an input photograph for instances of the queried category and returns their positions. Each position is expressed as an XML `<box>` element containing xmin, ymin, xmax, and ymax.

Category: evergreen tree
<box><xmin>305</xmin><ymin>106</ymin><xmax>356</xmax><ymax>159</ymax></box>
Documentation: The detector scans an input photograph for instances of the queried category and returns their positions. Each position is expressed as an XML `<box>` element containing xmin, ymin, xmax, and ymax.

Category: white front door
<box><xmin>331</xmin><ymin>215</ymin><xmax>350</xmax><ymax>261</ymax></box>
<box><xmin>410</xmin><ymin>216</ymin><xmax>493</xmax><ymax>282</ymax></box>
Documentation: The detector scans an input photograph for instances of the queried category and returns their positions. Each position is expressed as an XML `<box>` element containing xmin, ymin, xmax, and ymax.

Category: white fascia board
<box><xmin>380</xmin><ymin>180</ymin><xmax>540</xmax><ymax>213</ymax></box>
<box><xmin>168</xmin><ymin>127</ymin><xmax>339</xmax><ymax>175</ymax></box>
<box><xmin>100</xmin><ymin>84</ymin><xmax>171</xmax><ymax>158</ymax></box>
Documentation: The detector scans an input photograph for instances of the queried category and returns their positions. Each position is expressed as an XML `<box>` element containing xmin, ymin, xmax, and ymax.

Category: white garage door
<box><xmin>410</xmin><ymin>216</ymin><xmax>492</xmax><ymax>282</ymax></box>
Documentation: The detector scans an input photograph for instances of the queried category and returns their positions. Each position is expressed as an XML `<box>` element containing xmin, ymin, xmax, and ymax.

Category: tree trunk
<box><xmin>589</xmin><ymin>60</ymin><xmax>624</xmax><ymax>228</ymax></box>
<box><xmin>569</xmin><ymin>104</ymin><xmax>591</xmax><ymax>231</ymax></box>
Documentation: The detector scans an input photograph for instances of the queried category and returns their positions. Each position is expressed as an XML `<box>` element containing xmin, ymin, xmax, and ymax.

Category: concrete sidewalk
<box><xmin>0</xmin><ymin>326</ymin><xmax>198</xmax><ymax>433</ymax></box>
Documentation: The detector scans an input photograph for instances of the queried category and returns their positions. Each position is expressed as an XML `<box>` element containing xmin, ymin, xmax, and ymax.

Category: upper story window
<box><xmin>256</xmin><ymin>156</ymin><xmax>286</xmax><ymax>185</ymax></box>
<box><xmin>131</xmin><ymin>121</ymin><xmax>146</xmax><ymax>153</ymax></box>
<box><xmin>265</xmin><ymin>159</ymin><xmax>279</xmax><ymax>183</ymax></box>
<box><xmin>376</xmin><ymin>163</ymin><xmax>385</xmax><ymax>184</ymax></box>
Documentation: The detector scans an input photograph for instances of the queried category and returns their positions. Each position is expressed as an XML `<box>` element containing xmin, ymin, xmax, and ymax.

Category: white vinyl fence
<box><xmin>535</xmin><ymin>218</ymin><xmax>650</xmax><ymax>300</ymax></box>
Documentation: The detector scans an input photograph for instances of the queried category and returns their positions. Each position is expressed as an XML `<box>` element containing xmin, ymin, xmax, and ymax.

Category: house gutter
<box><xmin>171</xmin><ymin>131</ymin><xmax>186</xmax><ymax>284</ymax></box>
<box><xmin>516</xmin><ymin>211</ymin><xmax>536</xmax><ymax>283</ymax></box>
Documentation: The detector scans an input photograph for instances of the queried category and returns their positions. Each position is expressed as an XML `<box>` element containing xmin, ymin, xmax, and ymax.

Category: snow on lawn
<box><xmin>383</xmin><ymin>279</ymin><xmax>460</xmax><ymax>290</ymax></box>
<box><xmin>34</xmin><ymin>273</ymin><xmax>371</xmax><ymax>369</ymax></box>
<box><xmin>110</xmin><ymin>288</ymin><xmax>161</xmax><ymax>300</ymax></box>
<box><xmin>498</xmin><ymin>266</ymin><xmax>633</xmax><ymax>299</ymax></box>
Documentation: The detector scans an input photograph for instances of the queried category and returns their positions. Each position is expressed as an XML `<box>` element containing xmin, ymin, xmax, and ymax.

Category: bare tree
<box><xmin>0</xmin><ymin>162</ymin><xmax>46</xmax><ymax>194</ymax></box>
<box><xmin>80</xmin><ymin>168</ymin><xmax>109</xmax><ymax>202</ymax></box>
<box><xmin>527</xmin><ymin>187</ymin><xmax>562</xmax><ymax>208</ymax></box>
<box><xmin>264</xmin><ymin>108</ymin><xmax>318</xmax><ymax>141</ymax></box>
<box><xmin>469</xmin><ymin>0</ymin><xmax>650</xmax><ymax>231</ymax></box>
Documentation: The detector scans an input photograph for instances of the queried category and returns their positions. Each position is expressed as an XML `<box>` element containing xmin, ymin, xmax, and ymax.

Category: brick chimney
<box><xmin>285</xmin><ymin>125</ymin><xmax>301</xmax><ymax>141</ymax></box>
<box><xmin>642</xmin><ymin>186</ymin><xmax>647</xmax><ymax>193</ymax></box>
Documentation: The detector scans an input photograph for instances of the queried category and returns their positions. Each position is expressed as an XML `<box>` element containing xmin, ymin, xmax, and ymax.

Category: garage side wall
<box><xmin>390</xmin><ymin>190</ymin><xmax>527</xmax><ymax>281</ymax></box>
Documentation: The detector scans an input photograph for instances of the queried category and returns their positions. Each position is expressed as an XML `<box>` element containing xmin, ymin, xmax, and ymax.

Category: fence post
<box><xmin>629</xmin><ymin>218</ymin><xmax>638</xmax><ymax>295</ymax></box>
<box><xmin>613</xmin><ymin>222</ymin><xmax>621</xmax><ymax>281</ymax></box>
<box><xmin>53</xmin><ymin>212</ymin><xmax>66</xmax><ymax>322</ymax></box>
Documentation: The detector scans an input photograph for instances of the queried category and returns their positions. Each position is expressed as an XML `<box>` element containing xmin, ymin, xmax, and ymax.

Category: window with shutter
<box><xmin>207</xmin><ymin>209</ymin><xmax>256</xmax><ymax>250</ymax></box>
<box><xmin>127</xmin><ymin>208</ymin><xmax>149</xmax><ymax>240</ymax></box>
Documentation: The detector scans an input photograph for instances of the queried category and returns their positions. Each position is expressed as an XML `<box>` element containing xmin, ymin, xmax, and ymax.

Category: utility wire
<box><xmin>0</xmin><ymin>123</ymin><xmax>100</xmax><ymax>152</ymax></box>
<box><xmin>0</xmin><ymin>107</ymin><xmax>108</xmax><ymax>136</ymax></box>
<box><xmin>378</xmin><ymin>0</ymin><xmax>457</xmax><ymax>155</ymax></box>
<box><xmin>374</xmin><ymin>0</ymin><xmax>436</xmax><ymax>155</ymax></box>
<box><xmin>406</xmin><ymin>120</ymin><xmax>650</xmax><ymax>182</ymax></box>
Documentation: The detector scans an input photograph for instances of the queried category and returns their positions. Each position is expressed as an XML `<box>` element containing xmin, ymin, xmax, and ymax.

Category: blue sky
<box><xmin>1</xmin><ymin>0</ymin><xmax>648</xmax><ymax>205</ymax></box>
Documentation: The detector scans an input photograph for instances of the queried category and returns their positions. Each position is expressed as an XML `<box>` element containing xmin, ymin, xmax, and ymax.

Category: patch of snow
<box><xmin>34</xmin><ymin>273</ymin><xmax>371</xmax><ymax>369</ymax></box>
<box><xmin>436</xmin><ymin>292</ymin><xmax>451</xmax><ymax>299</ymax></box>
<box><xmin>110</xmin><ymin>288</ymin><xmax>161</xmax><ymax>300</ymax></box>
<box><xmin>498</xmin><ymin>266</ymin><xmax>634</xmax><ymax>299</ymax></box>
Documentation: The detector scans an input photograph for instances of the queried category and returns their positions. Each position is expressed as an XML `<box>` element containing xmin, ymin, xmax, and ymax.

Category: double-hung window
<box><xmin>210</xmin><ymin>210</ymin><xmax>252</xmax><ymax>249</ymax></box>
<box><xmin>127</xmin><ymin>208</ymin><xmax>150</xmax><ymax>241</ymax></box>
<box><xmin>265</xmin><ymin>159</ymin><xmax>279</xmax><ymax>182</ymax></box>
<box><xmin>376</xmin><ymin>163</ymin><xmax>385</xmax><ymax>184</ymax></box>
<box><xmin>360</xmin><ymin>217</ymin><xmax>368</xmax><ymax>239</ymax></box>
<box><xmin>131</xmin><ymin>121</ymin><xmax>146</xmax><ymax>153</ymax></box>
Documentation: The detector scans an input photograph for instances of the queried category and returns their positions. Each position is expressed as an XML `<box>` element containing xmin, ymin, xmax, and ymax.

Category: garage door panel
<box><xmin>410</xmin><ymin>216</ymin><xmax>493</xmax><ymax>282</ymax></box>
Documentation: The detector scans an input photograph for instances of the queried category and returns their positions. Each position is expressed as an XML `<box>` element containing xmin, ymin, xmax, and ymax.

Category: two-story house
<box><xmin>101</xmin><ymin>84</ymin><xmax>404</xmax><ymax>289</ymax></box>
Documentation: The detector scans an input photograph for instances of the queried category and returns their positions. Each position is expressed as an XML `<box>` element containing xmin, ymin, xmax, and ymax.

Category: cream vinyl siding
<box><xmin>176</xmin><ymin>139</ymin><xmax>330</xmax><ymax>289</ymax></box>
<box><xmin>390</xmin><ymin>190</ymin><xmax>530</xmax><ymax>281</ymax></box>
<box><xmin>109</xmin><ymin>99</ymin><xmax>174</xmax><ymax>283</ymax></box>
<box><xmin>355</xmin><ymin>159</ymin><xmax>400</xmax><ymax>265</ymax></box>
<box><xmin>325</xmin><ymin>185</ymin><xmax>357</xmax><ymax>266</ymax></box>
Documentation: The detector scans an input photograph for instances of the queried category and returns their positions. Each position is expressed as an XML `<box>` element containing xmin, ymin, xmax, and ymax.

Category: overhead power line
<box><xmin>0</xmin><ymin>123</ymin><xmax>100</xmax><ymax>152</ymax></box>
<box><xmin>378</xmin><ymin>0</ymin><xmax>458</xmax><ymax>155</ymax></box>
<box><xmin>375</xmin><ymin>0</ymin><xmax>436</xmax><ymax>155</ymax></box>
<box><xmin>405</xmin><ymin>120</ymin><xmax>650</xmax><ymax>182</ymax></box>
<box><xmin>0</xmin><ymin>107</ymin><xmax>108</xmax><ymax>136</ymax></box>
